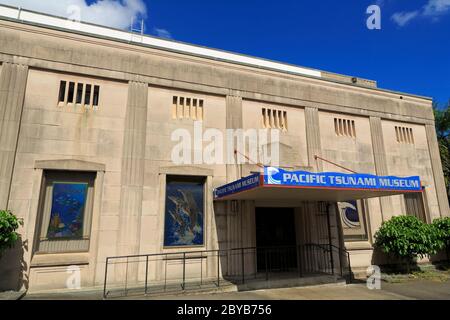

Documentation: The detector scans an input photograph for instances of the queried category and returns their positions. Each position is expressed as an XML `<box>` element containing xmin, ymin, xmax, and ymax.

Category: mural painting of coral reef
<box><xmin>47</xmin><ymin>183</ymin><xmax>88</xmax><ymax>239</ymax></box>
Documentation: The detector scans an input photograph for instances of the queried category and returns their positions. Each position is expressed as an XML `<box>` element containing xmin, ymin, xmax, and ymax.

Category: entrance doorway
<box><xmin>255</xmin><ymin>207</ymin><xmax>297</xmax><ymax>272</ymax></box>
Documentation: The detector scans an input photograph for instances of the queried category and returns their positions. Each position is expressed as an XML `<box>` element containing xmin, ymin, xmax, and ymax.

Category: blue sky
<box><xmin>2</xmin><ymin>0</ymin><xmax>449</xmax><ymax>106</ymax></box>
<box><xmin>145</xmin><ymin>0</ymin><xmax>450</xmax><ymax>106</ymax></box>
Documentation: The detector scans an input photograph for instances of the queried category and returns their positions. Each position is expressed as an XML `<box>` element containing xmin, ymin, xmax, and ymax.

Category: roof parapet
<box><xmin>321</xmin><ymin>71</ymin><xmax>377</xmax><ymax>88</ymax></box>
<box><xmin>0</xmin><ymin>4</ymin><xmax>324</xmax><ymax>79</ymax></box>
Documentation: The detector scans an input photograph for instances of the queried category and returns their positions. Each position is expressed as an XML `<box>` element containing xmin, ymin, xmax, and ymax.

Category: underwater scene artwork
<box><xmin>47</xmin><ymin>183</ymin><xmax>88</xmax><ymax>239</ymax></box>
<box><xmin>164</xmin><ymin>180</ymin><xmax>204</xmax><ymax>247</ymax></box>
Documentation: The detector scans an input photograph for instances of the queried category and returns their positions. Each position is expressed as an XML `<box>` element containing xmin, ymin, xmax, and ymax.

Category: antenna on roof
<box><xmin>129</xmin><ymin>17</ymin><xmax>144</xmax><ymax>43</ymax></box>
<box><xmin>130</xmin><ymin>17</ymin><xmax>144</xmax><ymax>35</ymax></box>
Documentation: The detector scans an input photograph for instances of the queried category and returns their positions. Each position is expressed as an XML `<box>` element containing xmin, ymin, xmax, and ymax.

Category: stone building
<box><xmin>0</xmin><ymin>5</ymin><xmax>448</xmax><ymax>293</ymax></box>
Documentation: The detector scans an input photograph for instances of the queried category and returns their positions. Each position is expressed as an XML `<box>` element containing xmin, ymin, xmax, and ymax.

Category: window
<box><xmin>84</xmin><ymin>84</ymin><xmax>92</xmax><ymax>105</ymax></box>
<box><xmin>58</xmin><ymin>81</ymin><xmax>66</xmax><ymax>103</ymax></box>
<box><xmin>58</xmin><ymin>80</ymin><xmax>100</xmax><ymax>108</ymax></box>
<box><xmin>395</xmin><ymin>126</ymin><xmax>414</xmax><ymax>144</ymax></box>
<box><xmin>404</xmin><ymin>191</ymin><xmax>427</xmax><ymax>222</ymax></box>
<box><xmin>35</xmin><ymin>171</ymin><xmax>95</xmax><ymax>253</ymax></box>
<box><xmin>172</xmin><ymin>96</ymin><xmax>203</xmax><ymax>120</ymax></box>
<box><xmin>93</xmin><ymin>85</ymin><xmax>100</xmax><ymax>107</ymax></box>
<box><xmin>76</xmin><ymin>83</ymin><xmax>83</xmax><ymax>104</ymax></box>
<box><xmin>67</xmin><ymin>82</ymin><xmax>75</xmax><ymax>103</ymax></box>
<box><xmin>261</xmin><ymin>108</ymin><xmax>288</xmax><ymax>131</ymax></box>
<box><xmin>338</xmin><ymin>200</ymin><xmax>369</xmax><ymax>241</ymax></box>
<box><xmin>334</xmin><ymin>117</ymin><xmax>356</xmax><ymax>138</ymax></box>
<box><xmin>164</xmin><ymin>176</ymin><xmax>205</xmax><ymax>247</ymax></box>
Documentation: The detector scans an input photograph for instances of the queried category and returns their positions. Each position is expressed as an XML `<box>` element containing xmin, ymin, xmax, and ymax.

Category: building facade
<box><xmin>0</xmin><ymin>5</ymin><xmax>448</xmax><ymax>293</ymax></box>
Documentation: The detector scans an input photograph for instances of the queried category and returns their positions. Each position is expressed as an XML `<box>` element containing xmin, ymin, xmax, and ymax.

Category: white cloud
<box><xmin>423</xmin><ymin>0</ymin><xmax>450</xmax><ymax>16</ymax></box>
<box><xmin>0</xmin><ymin>0</ymin><xmax>147</xmax><ymax>29</ymax></box>
<box><xmin>391</xmin><ymin>0</ymin><xmax>450</xmax><ymax>26</ymax></box>
<box><xmin>391</xmin><ymin>11</ymin><xmax>419</xmax><ymax>26</ymax></box>
<box><xmin>154</xmin><ymin>28</ymin><xmax>172</xmax><ymax>39</ymax></box>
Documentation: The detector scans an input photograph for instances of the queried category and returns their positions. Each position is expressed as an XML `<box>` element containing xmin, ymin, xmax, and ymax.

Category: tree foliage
<box><xmin>433</xmin><ymin>217</ymin><xmax>450</xmax><ymax>248</ymax></box>
<box><xmin>374</xmin><ymin>215</ymin><xmax>444</xmax><ymax>261</ymax></box>
<box><xmin>434</xmin><ymin>100</ymin><xmax>450</xmax><ymax>193</ymax></box>
<box><xmin>0</xmin><ymin>210</ymin><xmax>23</xmax><ymax>257</ymax></box>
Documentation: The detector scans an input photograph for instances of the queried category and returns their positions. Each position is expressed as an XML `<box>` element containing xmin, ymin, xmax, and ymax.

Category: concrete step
<box><xmin>236</xmin><ymin>275</ymin><xmax>346</xmax><ymax>291</ymax></box>
<box><xmin>107</xmin><ymin>280</ymin><xmax>238</xmax><ymax>299</ymax></box>
<box><xmin>24</xmin><ymin>275</ymin><xmax>348</xmax><ymax>300</ymax></box>
<box><xmin>107</xmin><ymin>274</ymin><xmax>347</xmax><ymax>298</ymax></box>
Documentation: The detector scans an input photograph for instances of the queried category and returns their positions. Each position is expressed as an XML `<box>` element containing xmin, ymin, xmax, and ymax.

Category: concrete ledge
<box><xmin>35</xmin><ymin>159</ymin><xmax>106</xmax><ymax>172</ymax></box>
<box><xmin>345</xmin><ymin>241</ymin><xmax>374</xmax><ymax>251</ymax></box>
<box><xmin>30</xmin><ymin>252</ymin><xmax>90</xmax><ymax>267</ymax></box>
<box><xmin>159</xmin><ymin>165</ymin><xmax>214</xmax><ymax>177</ymax></box>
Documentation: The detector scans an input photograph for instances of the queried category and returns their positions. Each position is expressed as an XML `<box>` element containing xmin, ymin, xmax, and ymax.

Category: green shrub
<box><xmin>433</xmin><ymin>217</ymin><xmax>450</xmax><ymax>254</ymax></box>
<box><xmin>0</xmin><ymin>210</ymin><xmax>23</xmax><ymax>257</ymax></box>
<box><xmin>374</xmin><ymin>216</ymin><xmax>444</xmax><ymax>266</ymax></box>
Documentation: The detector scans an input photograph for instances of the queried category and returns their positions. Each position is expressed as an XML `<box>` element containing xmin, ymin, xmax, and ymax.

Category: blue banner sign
<box><xmin>264</xmin><ymin>167</ymin><xmax>422</xmax><ymax>191</ymax></box>
<box><xmin>214</xmin><ymin>174</ymin><xmax>260</xmax><ymax>199</ymax></box>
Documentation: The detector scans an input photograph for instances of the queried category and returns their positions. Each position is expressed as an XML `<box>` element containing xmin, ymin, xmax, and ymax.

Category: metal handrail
<box><xmin>103</xmin><ymin>243</ymin><xmax>352</xmax><ymax>299</ymax></box>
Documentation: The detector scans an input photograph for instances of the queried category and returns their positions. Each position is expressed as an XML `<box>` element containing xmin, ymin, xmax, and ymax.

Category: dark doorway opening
<box><xmin>255</xmin><ymin>207</ymin><xmax>297</xmax><ymax>272</ymax></box>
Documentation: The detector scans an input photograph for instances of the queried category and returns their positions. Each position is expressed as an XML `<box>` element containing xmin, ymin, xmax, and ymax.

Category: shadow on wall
<box><xmin>371</xmin><ymin>248</ymin><xmax>420</xmax><ymax>274</ymax></box>
<box><xmin>430</xmin><ymin>247</ymin><xmax>450</xmax><ymax>266</ymax></box>
<box><xmin>0</xmin><ymin>236</ymin><xmax>28</xmax><ymax>292</ymax></box>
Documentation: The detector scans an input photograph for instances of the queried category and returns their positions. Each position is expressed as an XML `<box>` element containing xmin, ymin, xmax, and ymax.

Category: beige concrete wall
<box><xmin>0</xmin><ymin>62</ymin><xmax>28</xmax><ymax>210</ymax></box>
<box><xmin>319</xmin><ymin>113</ymin><xmax>435</xmax><ymax>270</ymax></box>
<box><xmin>242</xmin><ymin>100</ymin><xmax>309</xmax><ymax>169</ymax></box>
<box><xmin>4</xmin><ymin>79</ymin><xmax>230</xmax><ymax>291</ymax></box>
<box><xmin>382</xmin><ymin>120</ymin><xmax>439</xmax><ymax>221</ymax></box>
<box><xmin>329</xmin><ymin>118</ymin><xmax>446</xmax><ymax>271</ymax></box>
<box><xmin>5</xmin><ymin>68</ymin><xmax>129</xmax><ymax>291</ymax></box>
<box><xmin>319</xmin><ymin>111</ymin><xmax>376</xmax><ymax>174</ymax></box>
<box><xmin>138</xmin><ymin>87</ymin><xmax>227</xmax><ymax>284</ymax></box>
<box><xmin>319</xmin><ymin>111</ymin><xmax>381</xmax><ymax>254</ymax></box>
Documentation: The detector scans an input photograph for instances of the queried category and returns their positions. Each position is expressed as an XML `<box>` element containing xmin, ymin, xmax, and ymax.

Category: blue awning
<box><xmin>214</xmin><ymin>167</ymin><xmax>422</xmax><ymax>202</ymax></box>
